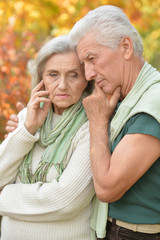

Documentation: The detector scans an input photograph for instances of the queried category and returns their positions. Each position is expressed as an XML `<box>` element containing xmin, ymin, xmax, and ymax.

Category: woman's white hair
<box><xmin>28</xmin><ymin>35</ymin><xmax>75</xmax><ymax>88</ymax></box>
<box><xmin>69</xmin><ymin>5</ymin><xmax>143</xmax><ymax>55</ymax></box>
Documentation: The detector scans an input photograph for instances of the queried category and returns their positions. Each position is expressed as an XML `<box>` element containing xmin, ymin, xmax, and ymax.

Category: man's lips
<box><xmin>97</xmin><ymin>80</ymin><xmax>104</xmax><ymax>87</ymax></box>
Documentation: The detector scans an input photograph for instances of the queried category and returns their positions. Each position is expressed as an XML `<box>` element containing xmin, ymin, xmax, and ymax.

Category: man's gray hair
<box><xmin>28</xmin><ymin>35</ymin><xmax>75</xmax><ymax>88</ymax></box>
<box><xmin>69</xmin><ymin>5</ymin><xmax>143</xmax><ymax>56</ymax></box>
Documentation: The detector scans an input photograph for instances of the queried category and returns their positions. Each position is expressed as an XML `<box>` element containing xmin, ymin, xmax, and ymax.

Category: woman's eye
<box><xmin>49</xmin><ymin>73</ymin><xmax>57</xmax><ymax>77</ymax></box>
<box><xmin>69</xmin><ymin>73</ymin><xmax>78</xmax><ymax>78</ymax></box>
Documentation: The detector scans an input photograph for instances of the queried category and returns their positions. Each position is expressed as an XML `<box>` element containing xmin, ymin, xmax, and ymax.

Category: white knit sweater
<box><xmin>0</xmin><ymin>108</ymin><xmax>95</xmax><ymax>240</ymax></box>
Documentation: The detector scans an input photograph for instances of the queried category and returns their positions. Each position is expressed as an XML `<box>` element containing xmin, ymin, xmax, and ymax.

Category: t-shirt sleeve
<box><xmin>126</xmin><ymin>113</ymin><xmax>160</xmax><ymax>140</ymax></box>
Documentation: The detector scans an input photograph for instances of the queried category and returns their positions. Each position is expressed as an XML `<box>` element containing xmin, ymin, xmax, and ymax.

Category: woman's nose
<box><xmin>58</xmin><ymin>76</ymin><xmax>67</xmax><ymax>89</ymax></box>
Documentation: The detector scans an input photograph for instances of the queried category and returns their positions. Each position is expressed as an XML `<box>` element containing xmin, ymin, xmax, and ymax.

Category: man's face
<box><xmin>77</xmin><ymin>32</ymin><xmax>123</xmax><ymax>96</ymax></box>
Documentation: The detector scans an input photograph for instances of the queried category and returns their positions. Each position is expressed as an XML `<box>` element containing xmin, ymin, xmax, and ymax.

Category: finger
<box><xmin>92</xmin><ymin>88</ymin><xmax>96</xmax><ymax>94</ymax></box>
<box><xmin>28</xmin><ymin>97</ymin><xmax>51</xmax><ymax>109</ymax></box>
<box><xmin>94</xmin><ymin>83</ymin><xmax>105</xmax><ymax>95</ymax></box>
<box><xmin>6</xmin><ymin>120</ymin><xmax>18</xmax><ymax>128</ymax></box>
<box><xmin>42</xmin><ymin>101</ymin><xmax>52</xmax><ymax>113</ymax></box>
<box><xmin>37</xmin><ymin>97</ymin><xmax>51</xmax><ymax>104</ymax></box>
<box><xmin>5</xmin><ymin>126</ymin><xmax>16</xmax><ymax>133</ymax></box>
<box><xmin>110</xmin><ymin>87</ymin><xmax>121</xmax><ymax>107</ymax></box>
<box><xmin>16</xmin><ymin>102</ymin><xmax>25</xmax><ymax>112</ymax></box>
<box><xmin>34</xmin><ymin>90</ymin><xmax>50</xmax><ymax>98</ymax></box>
<box><xmin>31</xmin><ymin>91</ymin><xmax>50</xmax><ymax>102</ymax></box>
<box><xmin>9</xmin><ymin>114</ymin><xmax>19</xmax><ymax>122</ymax></box>
<box><xmin>4</xmin><ymin>134</ymin><xmax>8</xmax><ymax>139</ymax></box>
<box><xmin>94</xmin><ymin>83</ymin><xmax>100</xmax><ymax>92</ymax></box>
<box><xmin>32</xmin><ymin>80</ymin><xmax>45</xmax><ymax>93</ymax></box>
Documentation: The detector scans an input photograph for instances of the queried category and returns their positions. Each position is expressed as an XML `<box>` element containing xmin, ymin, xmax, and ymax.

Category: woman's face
<box><xmin>42</xmin><ymin>51</ymin><xmax>88</xmax><ymax>115</ymax></box>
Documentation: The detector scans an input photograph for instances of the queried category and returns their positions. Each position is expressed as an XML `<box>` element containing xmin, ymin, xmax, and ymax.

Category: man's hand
<box><xmin>4</xmin><ymin>102</ymin><xmax>25</xmax><ymax>138</ymax></box>
<box><xmin>83</xmin><ymin>84</ymin><xmax>121</xmax><ymax>125</ymax></box>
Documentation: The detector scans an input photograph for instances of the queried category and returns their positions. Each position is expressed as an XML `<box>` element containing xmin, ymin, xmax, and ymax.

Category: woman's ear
<box><xmin>120</xmin><ymin>36</ymin><xmax>133</xmax><ymax>60</ymax></box>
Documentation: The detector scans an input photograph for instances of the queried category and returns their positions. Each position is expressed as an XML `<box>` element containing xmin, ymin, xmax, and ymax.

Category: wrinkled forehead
<box><xmin>43</xmin><ymin>51</ymin><xmax>84</xmax><ymax>73</ymax></box>
<box><xmin>76</xmin><ymin>32</ymin><xmax>100</xmax><ymax>60</ymax></box>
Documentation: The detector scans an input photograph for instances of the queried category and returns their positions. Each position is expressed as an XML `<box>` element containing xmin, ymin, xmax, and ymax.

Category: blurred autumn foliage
<box><xmin>0</xmin><ymin>0</ymin><xmax>160</xmax><ymax>142</ymax></box>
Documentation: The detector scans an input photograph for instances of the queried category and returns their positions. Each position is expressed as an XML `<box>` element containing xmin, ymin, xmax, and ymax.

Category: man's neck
<box><xmin>121</xmin><ymin>56</ymin><xmax>145</xmax><ymax>98</ymax></box>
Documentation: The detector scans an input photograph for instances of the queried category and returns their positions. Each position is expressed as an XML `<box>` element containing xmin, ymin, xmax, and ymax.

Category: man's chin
<box><xmin>102</xmin><ymin>87</ymin><xmax>112</xmax><ymax>96</ymax></box>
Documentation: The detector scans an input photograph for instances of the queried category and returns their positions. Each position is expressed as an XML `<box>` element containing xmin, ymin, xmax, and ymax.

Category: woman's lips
<box><xmin>57</xmin><ymin>94</ymin><xmax>69</xmax><ymax>99</ymax></box>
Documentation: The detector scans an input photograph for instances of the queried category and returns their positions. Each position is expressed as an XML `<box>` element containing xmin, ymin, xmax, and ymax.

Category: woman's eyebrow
<box><xmin>46</xmin><ymin>69</ymin><xmax>58</xmax><ymax>72</ymax></box>
<box><xmin>68</xmin><ymin>68</ymin><xmax>81</xmax><ymax>72</ymax></box>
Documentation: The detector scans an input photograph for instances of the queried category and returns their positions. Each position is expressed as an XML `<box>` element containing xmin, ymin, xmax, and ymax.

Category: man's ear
<box><xmin>120</xmin><ymin>36</ymin><xmax>133</xmax><ymax>60</ymax></box>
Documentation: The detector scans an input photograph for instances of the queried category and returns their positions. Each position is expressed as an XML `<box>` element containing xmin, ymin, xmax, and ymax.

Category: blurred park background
<box><xmin>0</xmin><ymin>0</ymin><xmax>160</xmax><ymax>142</ymax></box>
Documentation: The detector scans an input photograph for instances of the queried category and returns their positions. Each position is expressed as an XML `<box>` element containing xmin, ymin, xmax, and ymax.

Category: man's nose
<box><xmin>85</xmin><ymin>64</ymin><xmax>96</xmax><ymax>81</ymax></box>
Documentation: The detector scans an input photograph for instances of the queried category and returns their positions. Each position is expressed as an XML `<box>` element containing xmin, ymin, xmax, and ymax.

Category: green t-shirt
<box><xmin>109</xmin><ymin>112</ymin><xmax>160</xmax><ymax>224</ymax></box>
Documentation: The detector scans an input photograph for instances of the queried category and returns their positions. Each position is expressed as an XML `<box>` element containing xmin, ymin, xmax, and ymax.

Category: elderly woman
<box><xmin>0</xmin><ymin>35</ymin><xmax>95</xmax><ymax>240</ymax></box>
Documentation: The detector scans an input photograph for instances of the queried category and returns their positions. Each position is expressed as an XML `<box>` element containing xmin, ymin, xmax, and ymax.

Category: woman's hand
<box><xmin>25</xmin><ymin>80</ymin><xmax>51</xmax><ymax>135</ymax></box>
<box><xmin>83</xmin><ymin>84</ymin><xmax>120</xmax><ymax>126</ymax></box>
<box><xmin>4</xmin><ymin>102</ymin><xmax>25</xmax><ymax>138</ymax></box>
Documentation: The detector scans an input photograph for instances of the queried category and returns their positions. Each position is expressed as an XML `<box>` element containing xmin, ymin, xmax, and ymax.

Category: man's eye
<box><xmin>89</xmin><ymin>57</ymin><xmax>94</xmax><ymax>62</ymax></box>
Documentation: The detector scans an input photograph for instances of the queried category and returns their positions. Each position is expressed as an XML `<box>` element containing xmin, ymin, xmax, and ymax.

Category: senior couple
<box><xmin>1</xmin><ymin>5</ymin><xmax>160</xmax><ymax>240</ymax></box>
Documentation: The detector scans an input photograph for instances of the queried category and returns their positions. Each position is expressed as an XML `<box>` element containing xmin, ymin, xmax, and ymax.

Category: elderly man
<box><xmin>69</xmin><ymin>5</ymin><xmax>160</xmax><ymax>240</ymax></box>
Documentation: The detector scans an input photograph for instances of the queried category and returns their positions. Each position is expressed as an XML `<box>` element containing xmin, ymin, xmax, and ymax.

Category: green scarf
<box><xmin>90</xmin><ymin>62</ymin><xmax>160</xmax><ymax>239</ymax></box>
<box><xmin>18</xmin><ymin>94</ymin><xmax>88</xmax><ymax>184</ymax></box>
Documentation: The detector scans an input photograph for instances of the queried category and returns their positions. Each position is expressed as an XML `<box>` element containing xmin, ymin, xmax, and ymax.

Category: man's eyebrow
<box><xmin>83</xmin><ymin>52</ymin><xmax>90</xmax><ymax>60</ymax></box>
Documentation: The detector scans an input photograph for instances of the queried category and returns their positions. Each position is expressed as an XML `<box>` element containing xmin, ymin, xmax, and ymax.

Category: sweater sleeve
<box><xmin>0</xmin><ymin>108</ymin><xmax>39</xmax><ymax>188</ymax></box>
<box><xmin>0</xmin><ymin>122</ymin><xmax>95</xmax><ymax>222</ymax></box>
